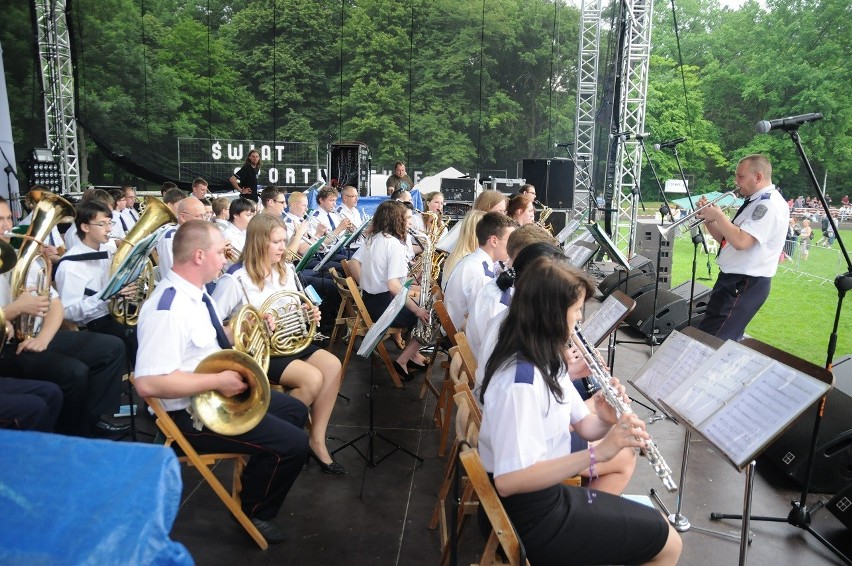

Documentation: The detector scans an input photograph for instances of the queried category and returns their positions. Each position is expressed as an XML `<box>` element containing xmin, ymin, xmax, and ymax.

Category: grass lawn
<box><xmin>663</xmin><ymin>227</ymin><xmax>852</xmax><ymax>366</ymax></box>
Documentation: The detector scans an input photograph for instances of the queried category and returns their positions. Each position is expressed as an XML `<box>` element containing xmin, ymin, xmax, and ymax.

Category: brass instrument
<box><xmin>535</xmin><ymin>202</ymin><xmax>553</xmax><ymax>234</ymax></box>
<box><xmin>260</xmin><ymin>290</ymin><xmax>317</xmax><ymax>356</ymax></box>
<box><xmin>656</xmin><ymin>190</ymin><xmax>739</xmax><ymax>238</ymax></box>
<box><xmin>571</xmin><ymin>326</ymin><xmax>678</xmax><ymax>492</ymax></box>
<box><xmin>10</xmin><ymin>190</ymin><xmax>76</xmax><ymax>340</ymax></box>
<box><xmin>411</xmin><ymin>212</ymin><xmax>443</xmax><ymax>346</ymax></box>
<box><xmin>109</xmin><ymin>196</ymin><xmax>177</xmax><ymax>325</ymax></box>
<box><xmin>190</xmin><ymin>303</ymin><xmax>272</xmax><ymax>436</ymax></box>
<box><xmin>408</xmin><ymin>211</ymin><xmax>448</xmax><ymax>283</ymax></box>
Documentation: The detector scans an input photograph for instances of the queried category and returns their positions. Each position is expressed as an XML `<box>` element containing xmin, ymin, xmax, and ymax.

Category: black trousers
<box><xmin>698</xmin><ymin>272</ymin><xmax>771</xmax><ymax>341</ymax></box>
<box><xmin>0</xmin><ymin>330</ymin><xmax>126</xmax><ymax>436</ymax></box>
<box><xmin>86</xmin><ymin>315</ymin><xmax>138</xmax><ymax>367</ymax></box>
<box><xmin>0</xmin><ymin>376</ymin><xmax>63</xmax><ymax>432</ymax></box>
<box><xmin>170</xmin><ymin>391</ymin><xmax>310</xmax><ymax>521</ymax></box>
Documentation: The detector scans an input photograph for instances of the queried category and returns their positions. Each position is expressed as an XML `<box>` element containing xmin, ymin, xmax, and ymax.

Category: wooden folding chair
<box><xmin>341</xmin><ymin>275</ymin><xmax>408</xmax><ymax>388</ymax></box>
<box><xmin>426</xmin><ymin>299</ymin><xmax>462</xmax><ymax>456</ymax></box>
<box><xmin>459</xmin><ymin>446</ymin><xmax>531</xmax><ymax>566</ymax></box>
<box><xmin>131</xmin><ymin>377</ymin><xmax>269</xmax><ymax>549</ymax></box>
<box><xmin>327</xmin><ymin>267</ymin><xmax>357</xmax><ymax>353</ymax></box>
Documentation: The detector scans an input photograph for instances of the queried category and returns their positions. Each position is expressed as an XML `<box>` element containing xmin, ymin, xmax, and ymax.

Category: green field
<box><xmin>660</xmin><ymin>227</ymin><xmax>851</xmax><ymax>366</ymax></box>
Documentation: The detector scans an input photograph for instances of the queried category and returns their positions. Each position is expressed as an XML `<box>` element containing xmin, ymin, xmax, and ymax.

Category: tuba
<box><xmin>190</xmin><ymin>304</ymin><xmax>272</xmax><ymax>436</ymax></box>
<box><xmin>109</xmin><ymin>196</ymin><xmax>177</xmax><ymax>325</ymax></box>
<box><xmin>10</xmin><ymin>190</ymin><xmax>76</xmax><ymax>340</ymax></box>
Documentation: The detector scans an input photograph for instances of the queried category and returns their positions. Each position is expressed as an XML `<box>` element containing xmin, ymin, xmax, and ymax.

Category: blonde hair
<box><xmin>474</xmin><ymin>190</ymin><xmax>508</xmax><ymax>212</ymax></box>
<box><xmin>443</xmin><ymin>210</ymin><xmax>486</xmax><ymax>278</ymax></box>
<box><xmin>242</xmin><ymin>214</ymin><xmax>290</xmax><ymax>291</ymax></box>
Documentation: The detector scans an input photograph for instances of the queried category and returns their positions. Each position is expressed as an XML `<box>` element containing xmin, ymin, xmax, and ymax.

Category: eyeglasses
<box><xmin>274</xmin><ymin>199</ymin><xmax>287</xmax><ymax>205</ymax></box>
<box><xmin>87</xmin><ymin>221</ymin><xmax>115</xmax><ymax>228</ymax></box>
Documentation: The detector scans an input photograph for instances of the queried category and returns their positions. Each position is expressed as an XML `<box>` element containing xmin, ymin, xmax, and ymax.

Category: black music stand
<box><xmin>332</xmin><ymin>284</ymin><xmax>423</xmax><ymax>498</ymax></box>
<box><xmin>708</xmin><ymin>123</ymin><xmax>852</xmax><ymax>566</ymax></box>
<box><xmin>658</xmin><ymin>338</ymin><xmax>833</xmax><ymax>565</ymax></box>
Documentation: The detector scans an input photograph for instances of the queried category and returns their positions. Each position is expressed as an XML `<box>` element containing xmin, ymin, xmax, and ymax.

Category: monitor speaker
<box><xmin>762</xmin><ymin>355</ymin><xmax>852</xmax><ymax>494</ymax></box>
<box><xmin>827</xmin><ymin>481</ymin><xmax>852</xmax><ymax>530</ymax></box>
<box><xmin>670</xmin><ymin>281</ymin><xmax>713</xmax><ymax>314</ymax></box>
<box><xmin>624</xmin><ymin>289</ymin><xmax>689</xmax><ymax>340</ymax></box>
<box><xmin>522</xmin><ymin>158</ymin><xmax>574</xmax><ymax>209</ymax></box>
<box><xmin>598</xmin><ymin>269</ymin><xmax>655</xmax><ymax>299</ymax></box>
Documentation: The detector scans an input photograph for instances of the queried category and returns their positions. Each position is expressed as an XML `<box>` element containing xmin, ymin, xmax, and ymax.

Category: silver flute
<box><xmin>571</xmin><ymin>326</ymin><xmax>678</xmax><ymax>492</ymax></box>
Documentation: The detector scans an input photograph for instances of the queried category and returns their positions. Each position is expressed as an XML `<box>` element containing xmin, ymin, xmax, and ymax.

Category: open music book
<box><xmin>648</xmin><ymin>336</ymin><xmax>831</xmax><ymax>470</ymax></box>
<box><xmin>580</xmin><ymin>290</ymin><xmax>635</xmax><ymax>347</ymax></box>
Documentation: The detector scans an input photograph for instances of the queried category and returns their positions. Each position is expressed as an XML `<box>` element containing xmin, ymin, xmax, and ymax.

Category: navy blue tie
<box><xmin>202</xmin><ymin>294</ymin><xmax>231</xmax><ymax>349</ymax></box>
<box><xmin>327</xmin><ymin>212</ymin><xmax>336</xmax><ymax>230</ymax></box>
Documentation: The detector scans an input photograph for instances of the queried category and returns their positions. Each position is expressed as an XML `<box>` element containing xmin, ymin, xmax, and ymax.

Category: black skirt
<box><xmin>500</xmin><ymin>483</ymin><xmax>669</xmax><ymax>566</ymax></box>
<box><xmin>361</xmin><ymin>290</ymin><xmax>416</xmax><ymax>330</ymax></box>
<box><xmin>266</xmin><ymin>344</ymin><xmax>320</xmax><ymax>384</ymax></box>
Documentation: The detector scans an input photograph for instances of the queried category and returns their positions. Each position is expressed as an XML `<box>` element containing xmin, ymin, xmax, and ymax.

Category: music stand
<box><xmin>562</xmin><ymin>226</ymin><xmax>599</xmax><ymax>270</ymax></box>
<box><xmin>333</xmin><ymin>280</ymin><xmax>423</xmax><ymax>497</ymax></box>
<box><xmin>629</xmin><ymin>327</ymin><xmax>744</xmax><ymax>542</ymax></box>
<box><xmin>294</xmin><ymin>236</ymin><xmax>326</xmax><ymax>273</ymax></box>
<box><xmin>655</xmin><ymin>338</ymin><xmax>832</xmax><ymax>565</ymax></box>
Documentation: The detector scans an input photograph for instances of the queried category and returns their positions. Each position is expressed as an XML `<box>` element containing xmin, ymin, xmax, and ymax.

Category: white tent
<box><xmin>412</xmin><ymin>167</ymin><xmax>467</xmax><ymax>194</ymax></box>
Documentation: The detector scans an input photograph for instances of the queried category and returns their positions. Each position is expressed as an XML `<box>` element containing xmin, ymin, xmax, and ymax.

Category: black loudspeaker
<box><xmin>828</xmin><ymin>481</ymin><xmax>852</xmax><ymax>530</ymax></box>
<box><xmin>625</xmin><ymin>289</ymin><xmax>689</xmax><ymax>340</ymax></box>
<box><xmin>629</xmin><ymin>254</ymin><xmax>655</xmax><ymax>276</ymax></box>
<box><xmin>670</xmin><ymin>281</ymin><xmax>713</xmax><ymax>314</ymax></box>
<box><xmin>763</xmin><ymin>355</ymin><xmax>852</xmax><ymax>494</ymax></box>
<box><xmin>440</xmin><ymin>178</ymin><xmax>478</xmax><ymax>202</ymax></box>
<box><xmin>635</xmin><ymin>220</ymin><xmax>673</xmax><ymax>289</ymax></box>
<box><xmin>522</xmin><ymin>158</ymin><xmax>575</xmax><ymax>209</ymax></box>
<box><xmin>597</xmin><ymin>269</ymin><xmax>655</xmax><ymax>299</ymax></box>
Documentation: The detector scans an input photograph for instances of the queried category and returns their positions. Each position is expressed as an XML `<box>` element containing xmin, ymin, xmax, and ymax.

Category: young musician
<box><xmin>479</xmin><ymin>257</ymin><xmax>681</xmax><ymax>565</ymax></box>
<box><xmin>473</xmin><ymin>190</ymin><xmax>508</xmax><ymax>214</ymax></box>
<box><xmin>134</xmin><ymin>220</ymin><xmax>309</xmax><ymax>544</ymax></box>
<box><xmin>156</xmin><ymin>197</ymin><xmax>207</xmax><ymax>278</ymax></box>
<box><xmin>507</xmin><ymin>194</ymin><xmax>536</xmax><ymax>226</ymax></box>
<box><xmin>0</xmin><ymin>197</ymin><xmax>127</xmax><ymax>437</ymax></box>
<box><xmin>442</xmin><ymin>212</ymin><xmax>517</xmax><ymax>330</ymax></box>
<box><xmin>54</xmin><ymin>201</ymin><xmax>138</xmax><ymax>362</ymax></box>
<box><xmin>212</xmin><ymin>214</ymin><xmax>344</xmax><ymax>474</ymax></box>
<box><xmin>441</xmin><ymin>210</ymin><xmax>486</xmax><ymax>286</ymax></box>
<box><xmin>312</xmin><ymin>186</ymin><xmax>352</xmax><ymax>241</ymax></box>
<box><xmin>349</xmin><ymin>200</ymin><xmax>430</xmax><ymax>379</ymax></box>
<box><xmin>220</xmin><ymin>198</ymin><xmax>256</xmax><ymax>265</ymax></box>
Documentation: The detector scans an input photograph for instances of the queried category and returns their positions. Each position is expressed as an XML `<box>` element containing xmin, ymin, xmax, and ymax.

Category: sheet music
<box><xmin>357</xmin><ymin>280</ymin><xmax>412</xmax><ymax>357</ymax></box>
<box><xmin>436</xmin><ymin>219</ymin><xmax>461</xmax><ymax>253</ymax></box>
<box><xmin>632</xmin><ymin>330</ymin><xmax>717</xmax><ymax>402</ymax></box>
<box><xmin>663</xmin><ymin>341</ymin><xmax>767</xmax><ymax>426</ymax></box>
<box><xmin>581</xmin><ymin>293</ymin><xmax>629</xmax><ymax>346</ymax></box>
<box><xmin>700</xmin><ymin>361</ymin><xmax>828</xmax><ymax>467</ymax></box>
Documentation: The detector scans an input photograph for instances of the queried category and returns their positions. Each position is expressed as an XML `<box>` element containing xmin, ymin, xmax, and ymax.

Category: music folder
<box><xmin>98</xmin><ymin>224</ymin><xmax>170</xmax><ymax>301</ymax></box>
<box><xmin>357</xmin><ymin>279</ymin><xmax>413</xmax><ymax>357</ymax></box>
<box><xmin>294</xmin><ymin>236</ymin><xmax>327</xmax><ymax>273</ymax></box>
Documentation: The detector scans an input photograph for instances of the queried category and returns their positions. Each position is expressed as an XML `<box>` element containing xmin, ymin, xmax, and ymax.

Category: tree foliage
<box><xmin>0</xmin><ymin>0</ymin><xmax>848</xmax><ymax>198</ymax></box>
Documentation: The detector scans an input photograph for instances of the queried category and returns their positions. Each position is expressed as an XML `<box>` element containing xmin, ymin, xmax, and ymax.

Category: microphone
<box><xmin>653</xmin><ymin>137</ymin><xmax>687</xmax><ymax>150</ymax></box>
<box><xmin>554</xmin><ymin>142</ymin><xmax>575</xmax><ymax>148</ymax></box>
<box><xmin>609</xmin><ymin>132</ymin><xmax>649</xmax><ymax>140</ymax></box>
<box><xmin>755</xmin><ymin>113</ymin><xmax>823</xmax><ymax>134</ymax></box>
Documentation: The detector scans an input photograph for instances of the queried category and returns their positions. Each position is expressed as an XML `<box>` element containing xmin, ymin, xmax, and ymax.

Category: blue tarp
<box><xmin>304</xmin><ymin>188</ymin><xmax>423</xmax><ymax>216</ymax></box>
<box><xmin>670</xmin><ymin>191</ymin><xmax>742</xmax><ymax>211</ymax></box>
<box><xmin>0</xmin><ymin>430</ymin><xmax>192</xmax><ymax>566</ymax></box>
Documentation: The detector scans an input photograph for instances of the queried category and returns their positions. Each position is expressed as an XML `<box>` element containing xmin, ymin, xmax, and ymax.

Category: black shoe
<box><xmin>408</xmin><ymin>360</ymin><xmax>427</xmax><ymax>371</ymax></box>
<box><xmin>249</xmin><ymin>517</ymin><xmax>286</xmax><ymax>545</ymax></box>
<box><xmin>393</xmin><ymin>360</ymin><xmax>416</xmax><ymax>382</ymax></box>
<box><xmin>309</xmin><ymin>449</ymin><xmax>346</xmax><ymax>475</ymax></box>
<box><xmin>92</xmin><ymin>419</ymin><xmax>131</xmax><ymax>436</ymax></box>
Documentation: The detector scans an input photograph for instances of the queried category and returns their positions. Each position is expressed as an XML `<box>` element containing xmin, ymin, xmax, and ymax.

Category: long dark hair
<box><xmin>481</xmin><ymin>256</ymin><xmax>595</xmax><ymax>404</ymax></box>
<box><xmin>367</xmin><ymin>200</ymin><xmax>408</xmax><ymax>242</ymax></box>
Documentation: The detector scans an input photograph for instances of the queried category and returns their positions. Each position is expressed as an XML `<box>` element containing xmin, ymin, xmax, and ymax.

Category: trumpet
<box><xmin>571</xmin><ymin>326</ymin><xmax>678</xmax><ymax>492</ymax></box>
<box><xmin>657</xmin><ymin>190</ymin><xmax>739</xmax><ymax>238</ymax></box>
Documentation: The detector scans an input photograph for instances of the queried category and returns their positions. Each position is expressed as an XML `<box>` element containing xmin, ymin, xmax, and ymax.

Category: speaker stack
<box><xmin>763</xmin><ymin>354</ymin><xmax>852</xmax><ymax>495</ymax></box>
<box><xmin>635</xmin><ymin>219</ymin><xmax>673</xmax><ymax>289</ymax></box>
<box><xmin>522</xmin><ymin>158</ymin><xmax>575</xmax><ymax>209</ymax></box>
<box><xmin>329</xmin><ymin>143</ymin><xmax>369</xmax><ymax>195</ymax></box>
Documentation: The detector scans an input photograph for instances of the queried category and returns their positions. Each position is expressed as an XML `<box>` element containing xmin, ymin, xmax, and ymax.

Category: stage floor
<box><xmin>128</xmin><ymin>299</ymin><xmax>851</xmax><ymax>565</ymax></box>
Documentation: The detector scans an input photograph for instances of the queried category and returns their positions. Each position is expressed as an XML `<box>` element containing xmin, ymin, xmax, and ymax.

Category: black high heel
<box><xmin>309</xmin><ymin>449</ymin><xmax>346</xmax><ymax>475</ymax></box>
<box><xmin>393</xmin><ymin>360</ymin><xmax>416</xmax><ymax>381</ymax></box>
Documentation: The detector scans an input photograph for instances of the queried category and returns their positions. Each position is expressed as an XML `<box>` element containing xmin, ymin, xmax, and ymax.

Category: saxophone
<box><xmin>411</xmin><ymin>213</ymin><xmax>441</xmax><ymax>346</ymax></box>
<box><xmin>571</xmin><ymin>326</ymin><xmax>678</xmax><ymax>492</ymax></box>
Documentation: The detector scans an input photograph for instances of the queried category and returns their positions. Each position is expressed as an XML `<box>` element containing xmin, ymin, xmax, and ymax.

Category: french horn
<box><xmin>190</xmin><ymin>304</ymin><xmax>272</xmax><ymax>436</ymax></box>
<box><xmin>259</xmin><ymin>290</ymin><xmax>317</xmax><ymax>357</ymax></box>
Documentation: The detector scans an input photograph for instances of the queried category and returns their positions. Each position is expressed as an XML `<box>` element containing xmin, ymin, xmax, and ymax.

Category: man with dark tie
<box><xmin>133</xmin><ymin>220</ymin><xmax>309</xmax><ymax>544</ymax></box>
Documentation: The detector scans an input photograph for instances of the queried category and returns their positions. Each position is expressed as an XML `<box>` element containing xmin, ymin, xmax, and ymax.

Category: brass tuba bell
<box><xmin>109</xmin><ymin>196</ymin><xmax>177</xmax><ymax>325</ymax></box>
<box><xmin>10</xmin><ymin>189</ymin><xmax>76</xmax><ymax>340</ymax></box>
<box><xmin>190</xmin><ymin>304</ymin><xmax>272</xmax><ymax>435</ymax></box>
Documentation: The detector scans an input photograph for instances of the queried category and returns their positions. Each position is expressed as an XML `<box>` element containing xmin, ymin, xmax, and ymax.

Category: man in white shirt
<box><xmin>156</xmin><ymin>197</ymin><xmax>207</xmax><ymax>278</ymax></box>
<box><xmin>119</xmin><ymin>186</ymin><xmax>140</xmax><ymax>232</ymax></box>
<box><xmin>190</xmin><ymin>177</ymin><xmax>209</xmax><ymax>200</ymax></box>
<box><xmin>696</xmin><ymin>154</ymin><xmax>789</xmax><ymax>341</ymax></box>
<box><xmin>443</xmin><ymin>212</ymin><xmax>517</xmax><ymax>330</ymax></box>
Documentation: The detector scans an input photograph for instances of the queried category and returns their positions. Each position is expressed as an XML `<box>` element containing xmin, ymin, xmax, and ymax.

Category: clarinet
<box><xmin>571</xmin><ymin>326</ymin><xmax>678</xmax><ymax>492</ymax></box>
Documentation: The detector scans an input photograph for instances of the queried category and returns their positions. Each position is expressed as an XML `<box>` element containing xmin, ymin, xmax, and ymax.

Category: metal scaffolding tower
<box><xmin>34</xmin><ymin>0</ymin><xmax>80</xmax><ymax>194</ymax></box>
<box><xmin>573</xmin><ymin>0</ymin><xmax>603</xmax><ymax>217</ymax></box>
<box><xmin>611</xmin><ymin>0</ymin><xmax>654</xmax><ymax>255</ymax></box>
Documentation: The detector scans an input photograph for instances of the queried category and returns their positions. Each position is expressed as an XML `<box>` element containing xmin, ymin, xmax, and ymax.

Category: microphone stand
<box><xmin>709</xmin><ymin>127</ymin><xmax>852</xmax><ymax>566</ymax></box>
<box><xmin>669</xmin><ymin>145</ymin><xmax>713</xmax><ymax>280</ymax></box>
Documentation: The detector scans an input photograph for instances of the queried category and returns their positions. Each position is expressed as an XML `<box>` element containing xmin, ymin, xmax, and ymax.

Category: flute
<box><xmin>571</xmin><ymin>326</ymin><xmax>678</xmax><ymax>492</ymax></box>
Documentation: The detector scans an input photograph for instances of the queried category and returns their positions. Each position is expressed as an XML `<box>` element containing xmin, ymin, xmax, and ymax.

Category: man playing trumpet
<box><xmin>695</xmin><ymin>154</ymin><xmax>789</xmax><ymax>341</ymax></box>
